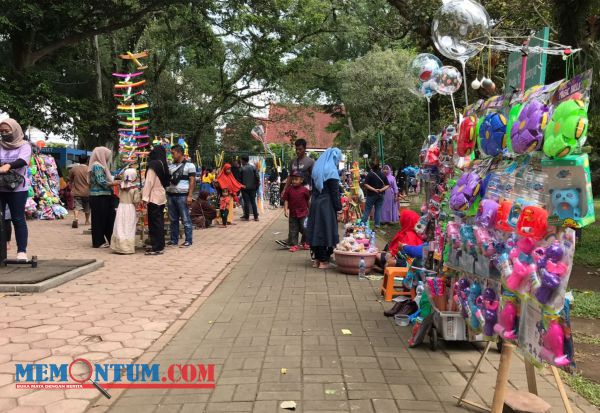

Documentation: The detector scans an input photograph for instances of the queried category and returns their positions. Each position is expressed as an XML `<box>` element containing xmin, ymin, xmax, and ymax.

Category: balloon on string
<box><xmin>409</xmin><ymin>78</ymin><xmax>439</xmax><ymax>100</ymax></box>
<box><xmin>431</xmin><ymin>0</ymin><xmax>491</xmax><ymax>63</ymax></box>
<box><xmin>410</xmin><ymin>53</ymin><xmax>442</xmax><ymax>82</ymax></box>
<box><xmin>433</xmin><ymin>66</ymin><xmax>463</xmax><ymax>95</ymax></box>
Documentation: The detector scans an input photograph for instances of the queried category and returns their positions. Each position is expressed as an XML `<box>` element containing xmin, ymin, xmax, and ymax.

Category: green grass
<box><xmin>574</xmin><ymin>200</ymin><xmax>600</xmax><ymax>267</ymax></box>
<box><xmin>572</xmin><ymin>290</ymin><xmax>600</xmax><ymax>319</ymax></box>
<box><xmin>560</xmin><ymin>371</ymin><xmax>600</xmax><ymax>408</ymax></box>
<box><xmin>573</xmin><ymin>332</ymin><xmax>600</xmax><ymax>345</ymax></box>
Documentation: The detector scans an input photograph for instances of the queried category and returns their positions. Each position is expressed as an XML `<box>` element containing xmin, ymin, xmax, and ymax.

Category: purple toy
<box><xmin>534</xmin><ymin>242</ymin><xmax>567</xmax><ymax>305</ymax></box>
<box><xmin>450</xmin><ymin>172</ymin><xmax>481</xmax><ymax>211</ymax></box>
<box><xmin>454</xmin><ymin>279</ymin><xmax>470</xmax><ymax>318</ymax></box>
<box><xmin>476</xmin><ymin>199</ymin><xmax>499</xmax><ymax>228</ymax></box>
<box><xmin>476</xmin><ymin>288</ymin><xmax>499</xmax><ymax>337</ymax></box>
<box><xmin>510</xmin><ymin>100</ymin><xmax>550</xmax><ymax>154</ymax></box>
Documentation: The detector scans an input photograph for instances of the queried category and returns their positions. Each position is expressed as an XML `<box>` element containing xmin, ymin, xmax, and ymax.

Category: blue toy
<box><xmin>550</xmin><ymin>188</ymin><xmax>581</xmax><ymax>220</ymax></box>
<box><xmin>479</xmin><ymin>113</ymin><xmax>507</xmax><ymax>157</ymax></box>
<box><xmin>460</xmin><ymin>225</ymin><xmax>477</xmax><ymax>256</ymax></box>
<box><xmin>467</xmin><ymin>281</ymin><xmax>482</xmax><ymax>330</ymax></box>
<box><xmin>508</xmin><ymin>198</ymin><xmax>535</xmax><ymax>228</ymax></box>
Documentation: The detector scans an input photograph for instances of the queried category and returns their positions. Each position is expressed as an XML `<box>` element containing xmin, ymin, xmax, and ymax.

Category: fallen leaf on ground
<box><xmin>280</xmin><ymin>400</ymin><xmax>296</xmax><ymax>410</ymax></box>
<box><xmin>280</xmin><ymin>368</ymin><xmax>287</xmax><ymax>374</ymax></box>
<box><xmin>325</xmin><ymin>389</ymin><xmax>337</xmax><ymax>395</ymax></box>
<box><xmin>341</xmin><ymin>329</ymin><xmax>352</xmax><ymax>335</ymax></box>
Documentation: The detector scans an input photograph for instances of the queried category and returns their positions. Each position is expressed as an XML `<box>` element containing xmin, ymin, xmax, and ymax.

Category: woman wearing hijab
<box><xmin>376</xmin><ymin>209</ymin><xmax>423</xmax><ymax>269</ymax></box>
<box><xmin>0</xmin><ymin>118</ymin><xmax>32</xmax><ymax>261</ymax></box>
<box><xmin>216</xmin><ymin>163</ymin><xmax>243</xmax><ymax>224</ymax></box>
<box><xmin>306</xmin><ymin>148</ymin><xmax>342</xmax><ymax>269</ymax></box>
<box><xmin>191</xmin><ymin>191</ymin><xmax>217</xmax><ymax>228</ymax></box>
<box><xmin>88</xmin><ymin>147</ymin><xmax>121</xmax><ymax>248</ymax></box>
<box><xmin>380</xmin><ymin>165</ymin><xmax>399</xmax><ymax>224</ymax></box>
<box><xmin>143</xmin><ymin>145</ymin><xmax>169</xmax><ymax>255</ymax></box>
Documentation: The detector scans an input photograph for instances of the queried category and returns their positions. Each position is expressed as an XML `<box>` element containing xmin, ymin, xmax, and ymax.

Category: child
<box><xmin>219</xmin><ymin>188</ymin><xmax>231</xmax><ymax>228</ymax></box>
<box><xmin>111</xmin><ymin>168</ymin><xmax>141</xmax><ymax>254</ymax></box>
<box><xmin>282</xmin><ymin>171</ymin><xmax>310</xmax><ymax>252</ymax></box>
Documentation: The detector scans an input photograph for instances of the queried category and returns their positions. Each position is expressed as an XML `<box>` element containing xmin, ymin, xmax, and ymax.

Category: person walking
<box><xmin>216</xmin><ymin>163</ymin><xmax>242</xmax><ymax>225</ymax></box>
<box><xmin>361</xmin><ymin>160</ymin><xmax>389</xmax><ymax>228</ymax></box>
<box><xmin>68</xmin><ymin>155</ymin><xmax>90</xmax><ymax>228</ymax></box>
<box><xmin>143</xmin><ymin>145</ymin><xmax>169</xmax><ymax>255</ymax></box>
<box><xmin>166</xmin><ymin>144</ymin><xmax>196</xmax><ymax>247</ymax></box>
<box><xmin>88</xmin><ymin>147</ymin><xmax>121</xmax><ymax>248</ymax></box>
<box><xmin>0</xmin><ymin>118</ymin><xmax>32</xmax><ymax>261</ymax></box>
<box><xmin>380</xmin><ymin>164</ymin><xmax>399</xmax><ymax>224</ymax></box>
<box><xmin>239</xmin><ymin>155</ymin><xmax>260</xmax><ymax>221</ymax></box>
<box><xmin>306</xmin><ymin>147</ymin><xmax>342</xmax><ymax>269</ymax></box>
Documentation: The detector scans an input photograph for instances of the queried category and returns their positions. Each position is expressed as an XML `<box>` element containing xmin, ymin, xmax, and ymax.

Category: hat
<box><xmin>291</xmin><ymin>171</ymin><xmax>303</xmax><ymax>178</ymax></box>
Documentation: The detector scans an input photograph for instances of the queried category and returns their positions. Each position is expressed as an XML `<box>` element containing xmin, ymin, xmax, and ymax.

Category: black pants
<box><xmin>311</xmin><ymin>246</ymin><xmax>333</xmax><ymax>262</ymax></box>
<box><xmin>90</xmin><ymin>195</ymin><xmax>116</xmax><ymax>248</ymax></box>
<box><xmin>241</xmin><ymin>189</ymin><xmax>258</xmax><ymax>219</ymax></box>
<box><xmin>220</xmin><ymin>209</ymin><xmax>229</xmax><ymax>226</ymax></box>
<box><xmin>288</xmin><ymin>216</ymin><xmax>305</xmax><ymax>246</ymax></box>
<box><xmin>147</xmin><ymin>203</ymin><xmax>165</xmax><ymax>252</ymax></box>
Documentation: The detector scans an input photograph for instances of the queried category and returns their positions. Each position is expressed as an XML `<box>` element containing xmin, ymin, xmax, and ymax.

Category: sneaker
<box><xmin>72</xmin><ymin>220</ymin><xmax>78</xmax><ymax>229</ymax></box>
<box><xmin>180</xmin><ymin>241</ymin><xmax>192</xmax><ymax>248</ymax></box>
<box><xmin>289</xmin><ymin>245</ymin><xmax>299</xmax><ymax>252</ymax></box>
<box><xmin>166</xmin><ymin>241</ymin><xmax>178</xmax><ymax>247</ymax></box>
<box><xmin>254</xmin><ymin>217</ymin><xmax>259</xmax><ymax>221</ymax></box>
<box><xmin>16</xmin><ymin>252</ymin><xmax>27</xmax><ymax>261</ymax></box>
<box><xmin>302</xmin><ymin>243</ymin><xmax>310</xmax><ymax>250</ymax></box>
<box><xmin>240</xmin><ymin>217</ymin><xmax>250</xmax><ymax>221</ymax></box>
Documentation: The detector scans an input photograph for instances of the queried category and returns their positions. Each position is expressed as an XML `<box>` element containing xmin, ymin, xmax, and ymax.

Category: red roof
<box><xmin>264</xmin><ymin>104</ymin><xmax>341</xmax><ymax>149</ymax></box>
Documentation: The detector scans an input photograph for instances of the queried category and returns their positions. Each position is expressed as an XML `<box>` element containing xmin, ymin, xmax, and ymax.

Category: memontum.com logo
<box><xmin>15</xmin><ymin>359</ymin><xmax>215</xmax><ymax>398</ymax></box>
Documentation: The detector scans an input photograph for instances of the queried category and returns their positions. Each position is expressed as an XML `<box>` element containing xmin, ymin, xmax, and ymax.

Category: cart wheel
<box><xmin>496</xmin><ymin>338</ymin><xmax>503</xmax><ymax>353</ymax></box>
<box><xmin>429</xmin><ymin>327</ymin><xmax>438</xmax><ymax>352</ymax></box>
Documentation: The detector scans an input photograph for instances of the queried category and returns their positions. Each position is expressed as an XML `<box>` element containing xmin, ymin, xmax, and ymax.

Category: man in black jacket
<box><xmin>240</xmin><ymin>155</ymin><xmax>259</xmax><ymax>221</ymax></box>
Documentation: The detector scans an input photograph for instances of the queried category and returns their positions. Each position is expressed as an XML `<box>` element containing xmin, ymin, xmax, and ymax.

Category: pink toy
<box><xmin>447</xmin><ymin>221</ymin><xmax>461</xmax><ymax>249</ymax></box>
<box><xmin>540</xmin><ymin>320</ymin><xmax>570</xmax><ymax>367</ymax></box>
<box><xmin>474</xmin><ymin>226</ymin><xmax>496</xmax><ymax>257</ymax></box>
<box><xmin>493</xmin><ymin>300</ymin><xmax>518</xmax><ymax>340</ymax></box>
<box><xmin>506</xmin><ymin>238</ymin><xmax>537</xmax><ymax>292</ymax></box>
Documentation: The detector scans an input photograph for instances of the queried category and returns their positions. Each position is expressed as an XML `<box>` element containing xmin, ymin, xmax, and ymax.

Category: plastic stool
<box><xmin>381</xmin><ymin>267</ymin><xmax>414</xmax><ymax>302</ymax></box>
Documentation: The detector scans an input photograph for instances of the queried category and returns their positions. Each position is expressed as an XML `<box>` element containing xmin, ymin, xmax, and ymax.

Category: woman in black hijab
<box><xmin>142</xmin><ymin>145</ymin><xmax>170</xmax><ymax>255</ymax></box>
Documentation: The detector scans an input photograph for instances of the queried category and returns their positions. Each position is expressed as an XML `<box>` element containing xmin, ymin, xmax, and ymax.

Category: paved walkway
<box><xmin>99</xmin><ymin>216</ymin><xmax>596</xmax><ymax>413</ymax></box>
<box><xmin>0</xmin><ymin>208</ymin><xmax>279</xmax><ymax>413</ymax></box>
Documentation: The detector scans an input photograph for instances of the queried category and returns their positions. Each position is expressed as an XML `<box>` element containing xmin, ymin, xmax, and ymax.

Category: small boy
<box><xmin>283</xmin><ymin>171</ymin><xmax>310</xmax><ymax>252</ymax></box>
<box><xmin>219</xmin><ymin>188</ymin><xmax>231</xmax><ymax>228</ymax></box>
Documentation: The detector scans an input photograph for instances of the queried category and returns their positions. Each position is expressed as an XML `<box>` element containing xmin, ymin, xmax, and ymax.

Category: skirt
<box><xmin>111</xmin><ymin>204</ymin><xmax>137</xmax><ymax>254</ymax></box>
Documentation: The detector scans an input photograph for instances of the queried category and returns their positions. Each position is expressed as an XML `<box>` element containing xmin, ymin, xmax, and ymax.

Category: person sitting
<box><xmin>376</xmin><ymin>209</ymin><xmax>423</xmax><ymax>270</ymax></box>
<box><xmin>191</xmin><ymin>191</ymin><xmax>217</xmax><ymax>228</ymax></box>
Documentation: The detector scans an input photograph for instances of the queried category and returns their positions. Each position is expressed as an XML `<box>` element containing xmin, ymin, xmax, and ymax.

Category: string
<box><xmin>427</xmin><ymin>98</ymin><xmax>431</xmax><ymax>136</ymax></box>
<box><xmin>461</xmin><ymin>61</ymin><xmax>469</xmax><ymax>107</ymax></box>
<box><xmin>450</xmin><ymin>93</ymin><xmax>457</xmax><ymax>122</ymax></box>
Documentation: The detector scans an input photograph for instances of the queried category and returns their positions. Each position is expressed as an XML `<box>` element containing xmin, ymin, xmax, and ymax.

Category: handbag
<box><xmin>0</xmin><ymin>171</ymin><xmax>25</xmax><ymax>190</ymax></box>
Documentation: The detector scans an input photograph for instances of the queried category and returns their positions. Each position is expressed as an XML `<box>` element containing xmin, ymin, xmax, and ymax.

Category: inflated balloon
<box><xmin>471</xmin><ymin>79</ymin><xmax>481</xmax><ymax>90</ymax></box>
<box><xmin>457</xmin><ymin>115</ymin><xmax>477</xmax><ymax>156</ymax></box>
<box><xmin>431</xmin><ymin>0</ymin><xmax>491</xmax><ymax>62</ymax></box>
<box><xmin>433</xmin><ymin>66</ymin><xmax>463</xmax><ymax>95</ymax></box>
<box><xmin>411</xmin><ymin>53</ymin><xmax>443</xmax><ymax>83</ymax></box>
<box><xmin>481</xmin><ymin>78</ymin><xmax>494</xmax><ymax>90</ymax></box>
<box><xmin>409</xmin><ymin>78</ymin><xmax>439</xmax><ymax>100</ymax></box>
<box><xmin>543</xmin><ymin>99</ymin><xmax>588</xmax><ymax>158</ymax></box>
<box><xmin>479</xmin><ymin>112</ymin><xmax>507</xmax><ymax>156</ymax></box>
<box><xmin>36</xmin><ymin>140</ymin><xmax>46</xmax><ymax>149</ymax></box>
<box><xmin>510</xmin><ymin>100</ymin><xmax>550</xmax><ymax>154</ymax></box>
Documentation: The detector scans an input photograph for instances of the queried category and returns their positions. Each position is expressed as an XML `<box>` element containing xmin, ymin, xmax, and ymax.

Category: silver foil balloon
<box><xmin>431</xmin><ymin>0</ymin><xmax>490</xmax><ymax>63</ymax></box>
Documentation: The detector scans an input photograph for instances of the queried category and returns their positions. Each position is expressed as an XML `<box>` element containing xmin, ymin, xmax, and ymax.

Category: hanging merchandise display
<box><xmin>26</xmin><ymin>154</ymin><xmax>68</xmax><ymax>220</ymax></box>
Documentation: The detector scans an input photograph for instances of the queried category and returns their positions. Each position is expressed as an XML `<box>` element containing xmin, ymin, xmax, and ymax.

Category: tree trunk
<box><xmin>94</xmin><ymin>35</ymin><xmax>103</xmax><ymax>102</ymax></box>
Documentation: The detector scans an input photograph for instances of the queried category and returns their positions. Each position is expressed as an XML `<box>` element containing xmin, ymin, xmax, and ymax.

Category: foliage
<box><xmin>335</xmin><ymin>48</ymin><xmax>428</xmax><ymax>168</ymax></box>
<box><xmin>574</xmin><ymin>200</ymin><xmax>600</xmax><ymax>267</ymax></box>
<box><xmin>560</xmin><ymin>371</ymin><xmax>600</xmax><ymax>407</ymax></box>
<box><xmin>572</xmin><ymin>290</ymin><xmax>600</xmax><ymax>319</ymax></box>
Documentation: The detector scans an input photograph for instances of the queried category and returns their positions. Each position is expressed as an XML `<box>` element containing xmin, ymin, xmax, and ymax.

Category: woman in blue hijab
<box><xmin>306</xmin><ymin>148</ymin><xmax>343</xmax><ymax>269</ymax></box>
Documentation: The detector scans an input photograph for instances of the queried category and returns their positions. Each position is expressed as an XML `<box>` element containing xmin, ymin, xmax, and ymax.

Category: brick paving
<box><xmin>98</xmin><ymin>216</ymin><xmax>597</xmax><ymax>413</ymax></box>
<box><xmin>0</xmin><ymin>208</ymin><xmax>279</xmax><ymax>413</ymax></box>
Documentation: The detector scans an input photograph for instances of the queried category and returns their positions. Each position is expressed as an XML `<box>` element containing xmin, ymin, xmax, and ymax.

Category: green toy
<box><xmin>505</xmin><ymin>103</ymin><xmax>523</xmax><ymax>153</ymax></box>
<box><xmin>543</xmin><ymin>99</ymin><xmax>588</xmax><ymax>158</ymax></box>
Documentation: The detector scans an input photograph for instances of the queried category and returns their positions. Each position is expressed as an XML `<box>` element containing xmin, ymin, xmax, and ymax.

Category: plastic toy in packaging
<box><xmin>539</xmin><ymin>319</ymin><xmax>570</xmax><ymax>367</ymax></box>
<box><xmin>506</xmin><ymin>237</ymin><xmax>537</xmax><ymax>293</ymax></box>
<box><xmin>510</xmin><ymin>100</ymin><xmax>550</xmax><ymax>154</ymax></box>
<box><xmin>454</xmin><ymin>278</ymin><xmax>470</xmax><ymax>318</ymax></box>
<box><xmin>449</xmin><ymin>172</ymin><xmax>481</xmax><ymax>211</ymax></box>
<box><xmin>550</xmin><ymin>188</ymin><xmax>580</xmax><ymax>220</ymax></box>
<box><xmin>516</xmin><ymin>206</ymin><xmax>549</xmax><ymax>240</ymax></box>
<box><xmin>446</xmin><ymin>221</ymin><xmax>461</xmax><ymax>248</ymax></box>
<box><xmin>495</xmin><ymin>199</ymin><xmax>514</xmax><ymax>232</ymax></box>
<box><xmin>508</xmin><ymin>198</ymin><xmax>535</xmax><ymax>228</ymax></box>
<box><xmin>479</xmin><ymin>113</ymin><xmax>507</xmax><ymax>157</ymax></box>
<box><xmin>543</xmin><ymin>99</ymin><xmax>588</xmax><ymax>158</ymax></box>
<box><xmin>476</xmin><ymin>287</ymin><xmax>499</xmax><ymax>338</ymax></box>
<box><xmin>466</xmin><ymin>281</ymin><xmax>482</xmax><ymax>330</ymax></box>
<box><xmin>457</xmin><ymin>116</ymin><xmax>477</xmax><ymax>156</ymax></box>
<box><xmin>475</xmin><ymin>199</ymin><xmax>499</xmax><ymax>228</ymax></box>
<box><xmin>494</xmin><ymin>296</ymin><xmax>518</xmax><ymax>340</ymax></box>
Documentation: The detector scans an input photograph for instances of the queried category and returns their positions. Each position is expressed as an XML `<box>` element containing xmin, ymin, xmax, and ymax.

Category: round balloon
<box><xmin>411</xmin><ymin>53</ymin><xmax>443</xmax><ymax>83</ymax></box>
<box><xmin>433</xmin><ymin>66</ymin><xmax>463</xmax><ymax>95</ymax></box>
<box><xmin>431</xmin><ymin>0</ymin><xmax>491</xmax><ymax>62</ymax></box>
<box><xmin>408</xmin><ymin>77</ymin><xmax>439</xmax><ymax>100</ymax></box>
